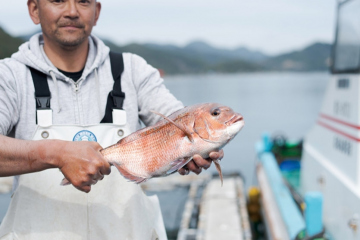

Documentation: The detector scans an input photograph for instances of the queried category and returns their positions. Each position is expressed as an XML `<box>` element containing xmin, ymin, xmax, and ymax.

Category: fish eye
<box><xmin>211</xmin><ymin>108</ymin><xmax>221</xmax><ymax>116</ymax></box>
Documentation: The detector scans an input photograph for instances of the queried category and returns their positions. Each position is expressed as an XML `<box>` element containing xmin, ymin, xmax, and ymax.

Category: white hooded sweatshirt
<box><xmin>0</xmin><ymin>34</ymin><xmax>184</xmax><ymax>239</ymax></box>
<box><xmin>0</xmin><ymin>33</ymin><xmax>183</xmax><ymax>189</ymax></box>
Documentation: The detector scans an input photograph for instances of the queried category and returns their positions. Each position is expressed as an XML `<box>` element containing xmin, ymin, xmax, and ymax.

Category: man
<box><xmin>0</xmin><ymin>0</ymin><xmax>223</xmax><ymax>239</ymax></box>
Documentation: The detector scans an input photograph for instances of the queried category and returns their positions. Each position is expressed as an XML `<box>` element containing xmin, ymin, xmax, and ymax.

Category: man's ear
<box><xmin>28</xmin><ymin>0</ymin><xmax>40</xmax><ymax>25</ymax></box>
<box><xmin>94</xmin><ymin>2</ymin><xmax>101</xmax><ymax>26</ymax></box>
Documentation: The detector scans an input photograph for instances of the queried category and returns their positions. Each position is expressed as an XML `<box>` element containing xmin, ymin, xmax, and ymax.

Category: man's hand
<box><xmin>178</xmin><ymin>149</ymin><xmax>224</xmax><ymax>175</ymax></box>
<box><xmin>56</xmin><ymin>141</ymin><xmax>111</xmax><ymax>193</ymax></box>
<box><xmin>0</xmin><ymin>135</ymin><xmax>110</xmax><ymax>193</ymax></box>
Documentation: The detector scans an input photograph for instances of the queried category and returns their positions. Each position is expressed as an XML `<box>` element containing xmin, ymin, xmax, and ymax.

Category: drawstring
<box><xmin>49</xmin><ymin>70</ymin><xmax>62</xmax><ymax>113</ymax></box>
<box><xmin>94</xmin><ymin>68</ymin><xmax>102</xmax><ymax>115</ymax></box>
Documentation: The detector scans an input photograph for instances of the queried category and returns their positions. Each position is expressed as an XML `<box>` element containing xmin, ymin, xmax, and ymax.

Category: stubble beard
<box><xmin>53</xmin><ymin>28</ymin><xmax>88</xmax><ymax>48</ymax></box>
<box><xmin>42</xmin><ymin>20</ymin><xmax>90</xmax><ymax>49</ymax></box>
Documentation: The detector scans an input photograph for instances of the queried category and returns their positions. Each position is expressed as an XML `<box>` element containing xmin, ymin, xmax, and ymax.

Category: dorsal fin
<box><xmin>150</xmin><ymin>110</ymin><xmax>194</xmax><ymax>143</ymax></box>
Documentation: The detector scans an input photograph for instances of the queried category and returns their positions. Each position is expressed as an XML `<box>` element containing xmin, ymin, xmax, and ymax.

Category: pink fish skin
<box><xmin>101</xmin><ymin>103</ymin><xmax>245</xmax><ymax>184</ymax></box>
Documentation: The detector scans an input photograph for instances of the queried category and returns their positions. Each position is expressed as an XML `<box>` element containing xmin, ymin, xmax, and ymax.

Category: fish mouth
<box><xmin>225</xmin><ymin>114</ymin><xmax>244</xmax><ymax>126</ymax></box>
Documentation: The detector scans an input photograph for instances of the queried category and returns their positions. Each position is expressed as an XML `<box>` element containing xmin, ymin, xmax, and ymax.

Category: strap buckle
<box><xmin>110</xmin><ymin>91</ymin><xmax>125</xmax><ymax>109</ymax></box>
<box><xmin>35</xmin><ymin>95</ymin><xmax>51</xmax><ymax>109</ymax></box>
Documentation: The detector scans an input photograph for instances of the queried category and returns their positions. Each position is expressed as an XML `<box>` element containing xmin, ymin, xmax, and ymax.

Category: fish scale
<box><xmin>106</xmin><ymin>125</ymin><xmax>192</xmax><ymax>177</ymax></box>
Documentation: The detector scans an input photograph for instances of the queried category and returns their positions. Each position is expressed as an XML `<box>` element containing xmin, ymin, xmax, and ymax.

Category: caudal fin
<box><xmin>113</xmin><ymin>163</ymin><xmax>148</xmax><ymax>184</ymax></box>
<box><xmin>60</xmin><ymin>178</ymin><xmax>71</xmax><ymax>186</ymax></box>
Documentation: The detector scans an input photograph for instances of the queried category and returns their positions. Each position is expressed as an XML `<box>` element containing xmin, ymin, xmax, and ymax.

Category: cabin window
<box><xmin>333</xmin><ymin>0</ymin><xmax>360</xmax><ymax>73</ymax></box>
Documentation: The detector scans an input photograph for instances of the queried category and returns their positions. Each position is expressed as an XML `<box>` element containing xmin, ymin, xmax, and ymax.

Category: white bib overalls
<box><xmin>0</xmin><ymin>108</ymin><xmax>167</xmax><ymax>239</ymax></box>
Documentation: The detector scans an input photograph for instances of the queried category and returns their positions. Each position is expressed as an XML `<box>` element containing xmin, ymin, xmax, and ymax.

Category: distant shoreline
<box><xmin>0</xmin><ymin>27</ymin><xmax>331</xmax><ymax>75</ymax></box>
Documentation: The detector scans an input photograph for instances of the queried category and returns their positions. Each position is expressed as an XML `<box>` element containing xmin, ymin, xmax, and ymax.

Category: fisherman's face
<box><xmin>28</xmin><ymin>0</ymin><xmax>101</xmax><ymax>48</ymax></box>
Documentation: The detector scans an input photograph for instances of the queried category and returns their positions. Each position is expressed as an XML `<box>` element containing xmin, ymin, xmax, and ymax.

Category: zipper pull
<box><xmin>74</xmin><ymin>83</ymin><xmax>79</xmax><ymax>92</ymax></box>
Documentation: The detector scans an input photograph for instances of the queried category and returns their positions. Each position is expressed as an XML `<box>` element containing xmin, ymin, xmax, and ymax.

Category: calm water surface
<box><xmin>163</xmin><ymin>72</ymin><xmax>329</xmax><ymax>187</ymax></box>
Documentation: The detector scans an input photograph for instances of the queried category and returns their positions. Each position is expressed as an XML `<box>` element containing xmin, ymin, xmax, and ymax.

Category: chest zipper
<box><xmin>71</xmin><ymin>78</ymin><xmax>82</xmax><ymax>124</ymax></box>
<box><xmin>74</xmin><ymin>82</ymin><xmax>79</xmax><ymax>92</ymax></box>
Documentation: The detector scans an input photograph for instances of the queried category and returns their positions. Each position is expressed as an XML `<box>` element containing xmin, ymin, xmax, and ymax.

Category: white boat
<box><xmin>256</xmin><ymin>0</ymin><xmax>360</xmax><ymax>239</ymax></box>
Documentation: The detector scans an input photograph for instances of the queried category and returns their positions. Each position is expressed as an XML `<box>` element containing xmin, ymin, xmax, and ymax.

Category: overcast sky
<box><xmin>0</xmin><ymin>0</ymin><xmax>337</xmax><ymax>55</ymax></box>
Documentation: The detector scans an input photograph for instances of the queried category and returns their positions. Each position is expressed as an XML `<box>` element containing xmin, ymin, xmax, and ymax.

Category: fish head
<box><xmin>193</xmin><ymin>103</ymin><xmax>244</xmax><ymax>144</ymax></box>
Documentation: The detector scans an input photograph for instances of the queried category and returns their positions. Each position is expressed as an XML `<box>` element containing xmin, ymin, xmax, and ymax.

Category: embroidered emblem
<box><xmin>73</xmin><ymin>130</ymin><xmax>97</xmax><ymax>142</ymax></box>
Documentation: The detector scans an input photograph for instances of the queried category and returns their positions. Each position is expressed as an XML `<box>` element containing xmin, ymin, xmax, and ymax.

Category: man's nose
<box><xmin>64</xmin><ymin>1</ymin><xmax>79</xmax><ymax>18</ymax></box>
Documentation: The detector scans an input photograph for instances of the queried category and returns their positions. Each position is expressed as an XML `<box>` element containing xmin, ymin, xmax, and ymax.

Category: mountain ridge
<box><xmin>0</xmin><ymin>27</ymin><xmax>331</xmax><ymax>74</ymax></box>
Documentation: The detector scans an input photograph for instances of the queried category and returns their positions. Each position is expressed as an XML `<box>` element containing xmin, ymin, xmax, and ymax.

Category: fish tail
<box><xmin>112</xmin><ymin>163</ymin><xmax>148</xmax><ymax>184</ymax></box>
<box><xmin>60</xmin><ymin>178</ymin><xmax>71</xmax><ymax>186</ymax></box>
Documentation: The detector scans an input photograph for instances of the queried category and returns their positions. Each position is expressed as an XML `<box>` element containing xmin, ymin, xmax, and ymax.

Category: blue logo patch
<box><xmin>73</xmin><ymin>130</ymin><xmax>97</xmax><ymax>142</ymax></box>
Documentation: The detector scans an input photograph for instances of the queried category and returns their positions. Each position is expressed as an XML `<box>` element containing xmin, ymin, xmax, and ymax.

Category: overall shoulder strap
<box><xmin>101</xmin><ymin>51</ymin><xmax>126</xmax><ymax>123</ymax></box>
<box><xmin>30</xmin><ymin>67</ymin><xmax>51</xmax><ymax>109</ymax></box>
<box><xmin>30</xmin><ymin>67</ymin><xmax>52</xmax><ymax>126</ymax></box>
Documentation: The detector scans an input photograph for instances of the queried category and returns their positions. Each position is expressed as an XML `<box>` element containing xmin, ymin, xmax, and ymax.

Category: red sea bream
<box><xmin>101</xmin><ymin>103</ymin><xmax>244</xmax><ymax>184</ymax></box>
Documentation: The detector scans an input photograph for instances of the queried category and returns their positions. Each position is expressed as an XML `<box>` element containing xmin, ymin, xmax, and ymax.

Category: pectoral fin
<box><xmin>151</xmin><ymin>110</ymin><xmax>194</xmax><ymax>143</ymax></box>
<box><xmin>194</xmin><ymin>117</ymin><xmax>210</xmax><ymax>139</ymax></box>
<box><xmin>213</xmin><ymin>159</ymin><xmax>223</xmax><ymax>186</ymax></box>
<box><xmin>194</xmin><ymin>118</ymin><xmax>222</xmax><ymax>144</ymax></box>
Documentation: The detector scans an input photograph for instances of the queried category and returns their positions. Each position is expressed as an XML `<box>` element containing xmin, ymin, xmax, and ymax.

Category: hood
<box><xmin>11</xmin><ymin>33</ymin><xmax>110</xmax><ymax>81</ymax></box>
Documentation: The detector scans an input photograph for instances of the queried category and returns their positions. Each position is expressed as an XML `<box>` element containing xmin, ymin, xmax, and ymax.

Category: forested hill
<box><xmin>0</xmin><ymin>27</ymin><xmax>23</xmax><ymax>59</ymax></box>
<box><xmin>104</xmin><ymin>40</ymin><xmax>331</xmax><ymax>74</ymax></box>
<box><xmin>0</xmin><ymin>27</ymin><xmax>331</xmax><ymax>74</ymax></box>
